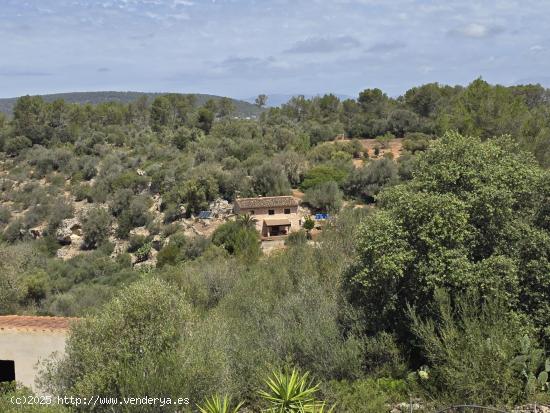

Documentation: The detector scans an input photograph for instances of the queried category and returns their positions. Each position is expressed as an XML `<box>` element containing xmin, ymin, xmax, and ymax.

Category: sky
<box><xmin>1</xmin><ymin>0</ymin><xmax>549</xmax><ymax>99</ymax></box>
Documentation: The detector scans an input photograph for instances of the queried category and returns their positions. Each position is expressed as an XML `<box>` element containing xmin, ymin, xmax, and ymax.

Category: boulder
<box><xmin>56</xmin><ymin>218</ymin><xmax>81</xmax><ymax>245</ymax></box>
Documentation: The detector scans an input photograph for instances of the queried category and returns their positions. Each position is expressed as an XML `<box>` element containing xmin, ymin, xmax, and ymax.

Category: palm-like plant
<box><xmin>258</xmin><ymin>369</ymin><xmax>321</xmax><ymax>413</ymax></box>
<box><xmin>196</xmin><ymin>395</ymin><xmax>244</xmax><ymax>413</ymax></box>
<box><xmin>236</xmin><ymin>213</ymin><xmax>257</xmax><ymax>229</ymax></box>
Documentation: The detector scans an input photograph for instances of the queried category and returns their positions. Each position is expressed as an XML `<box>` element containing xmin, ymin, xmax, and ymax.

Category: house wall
<box><xmin>234</xmin><ymin>205</ymin><xmax>298</xmax><ymax>215</ymax></box>
<box><xmin>235</xmin><ymin>204</ymin><xmax>301</xmax><ymax>236</ymax></box>
<box><xmin>0</xmin><ymin>330</ymin><xmax>67</xmax><ymax>390</ymax></box>
<box><xmin>253</xmin><ymin>210</ymin><xmax>301</xmax><ymax>235</ymax></box>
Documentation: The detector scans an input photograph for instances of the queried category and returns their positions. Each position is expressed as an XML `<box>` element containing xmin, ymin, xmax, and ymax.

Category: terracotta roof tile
<box><xmin>235</xmin><ymin>196</ymin><xmax>298</xmax><ymax>210</ymax></box>
<box><xmin>0</xmin><ymin>315</ymin><xmax>79</xmax><ymax>331</ymax></box>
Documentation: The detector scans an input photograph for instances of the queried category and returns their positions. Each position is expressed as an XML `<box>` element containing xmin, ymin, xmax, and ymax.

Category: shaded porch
<box><xmin>262</xmin><ymin>218</ymin><xmax>291</xmax><ymax>238</ymax></box>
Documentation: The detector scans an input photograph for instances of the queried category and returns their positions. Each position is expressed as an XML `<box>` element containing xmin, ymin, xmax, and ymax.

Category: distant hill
<box><xmin>0</xmin><ymin>91</ymin><xmax>264</xmax><ymax>118</ymax></box>
<box><xmin>244</xmin><ymin>93</ymin><xmax>354</xmax><ymax>107</ymax></box>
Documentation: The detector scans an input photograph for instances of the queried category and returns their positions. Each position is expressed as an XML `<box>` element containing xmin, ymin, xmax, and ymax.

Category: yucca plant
<box><xmin>258</xmin><ymin>368</ymin><xmax>321</xmax><ymax>413</ymax></box>
<box><xmin>196</xmin><ymin>394</ymin><xmax>244</xmax><ymax>413</ymax></box>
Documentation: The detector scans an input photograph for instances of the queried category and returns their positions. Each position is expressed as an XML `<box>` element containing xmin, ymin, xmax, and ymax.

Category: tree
<box><xmin>357</xmin><ymin>88</ymin><xmax>389</xmax><ymax>117</ymax></box>
<box><xmin>387</xmin><ymin>109</ymin><xmax>418</xmax><ymax>138</ymax></box>
<box><xmin>150</xmin><ymin>94</ymin><xmax>195</xmax><ymax>131</ymax></box>
<box><xmin>217</xmin><ymin>97</ymin><xmax>235</xmax><ymax>118</ymax></box>
<box><xmin>13</xmin><ymin>95</ymin><xmax>48</xmax><ymax>144</ymax></box>
<box><xmin>318</xmin><ymin>94</ymin><xmax>341</xmax><ymax>120</ymax></box>
<box><xmin>197</xmin><ymin>107</ymin><xmax>215</xmax><ymax>134</ymax></box>
<box><xmin>436</xmin><ymin>78</ymin><xmax>529</xmax><ymax>140</ymax></box>
<box><xmin>304</xmin><ymin>181</ymin><xmax>343</xmax><ymax>213</ymax></box>
<box><xmin>404</xmin><ymin>83</ymin><xmax>443</xmax><ymax>118</ymax></box>
<box><xmin>252</xmin><ymin>162</ymin><xmax>292</xmax><ymax>196</ymax></box>
<box><xmin>300</xmin><ymin>166</ymin><xmax>348</xmax><ymax>191</ymax></box>
<box><xmin>303</xmin><ymin>216</ymin><xmax>315</xmax><ymax>233</ymax></box>
<box><xmin>255</xmin><ymin>94</ymin><xmax>268</xmax><ymax>108</ymax></box>
<box><xmin>346</xmin><ymin>132</ymin><xmax>550</xmax><ymax>346</ymax></box>
<box><xmin>236</xmin><ymin>213</ymin><xmax>257</xmax><ymax>230</ymax></box>
<box><xmin>344</xmin><ymin>158</ymin><xmax>399</xmax><ymax>203</ymax></box>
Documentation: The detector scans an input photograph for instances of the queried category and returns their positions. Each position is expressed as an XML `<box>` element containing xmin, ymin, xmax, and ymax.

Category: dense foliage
<box><xmin>0</xmin><ymin>80</ymin><xmax>549</xmax><ymax>411</ymax></box>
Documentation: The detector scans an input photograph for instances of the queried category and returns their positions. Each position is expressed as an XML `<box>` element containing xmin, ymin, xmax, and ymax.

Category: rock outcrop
<box><xmin>55</xmin><ymin>218</ymin><xmax>82</xmax><ymax>245</ymax></box>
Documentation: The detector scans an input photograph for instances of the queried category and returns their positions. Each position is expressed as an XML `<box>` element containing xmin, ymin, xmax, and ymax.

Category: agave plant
<box><xmin>258</xmin><ymin>369</ymin><xmax>321</xmax><ymax>413</ymax></box>
<box><xmin>196</xmin><ymin>395</ymin><xmax>244</xmax><ymax>413</ymax></box>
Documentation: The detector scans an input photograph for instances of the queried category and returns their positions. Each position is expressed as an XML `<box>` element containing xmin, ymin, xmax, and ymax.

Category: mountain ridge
<box><xmin>0</xmin><ymin>91</ymin><xmax>263</xmax><ymax>118</ymax></box>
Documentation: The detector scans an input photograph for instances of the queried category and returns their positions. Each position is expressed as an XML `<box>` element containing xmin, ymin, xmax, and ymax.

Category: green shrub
<box><xmin>109</xmin><ymin>188</ymin><xmax>134</xmax><ymax>217</ymax></box>
<box><xmin>73</xmin><ymin>183</ymin><xmax>93</xmax><ymax>202</ymax></box>
<box><xmin>135</xmin><ymin>241</ymin><xmax>152</xmax><ymax>263</ymax></box>
<box><xmin>2</xmin><ymin>219</ymin><xmax>27</xmax><ymax>243</ymax></box>
<box><xmin>157</xmin><ymin>233</ymin><xmax>209</xmax><ymax>268</ymax></box>
<box><xmin>0</xmin><ymin>206</ymin><xmax>11</xmax><ymax>225</ymax></box>
<box><xmin>363</xmin><ymin>332</ymin><xmax>407</xmax><ymax>378</ymax></box>
<box><xmin>4</xmin><ymin>135</ymin><xmax>32</xmax><ymax>156</ymax></box>
<box><xmin>79</xmin><ymin>156</ymin><xmax>98</xmax><ymax>180</ymax></box>
<box><xmin>127</xmin><ymin>234</ymin><xmax>148</xmax><ymax>253</ymax></box>
<box><xmin>38</xmin><ymin>278</ymin><xmax>193</xmax><ymax>399</ymax></box>
<box><xmin>409</xmin><ymin>291</ymin><xmax>532</xmax><ymax>406</ymax></box>
<box><xmin>285</xmin><ymin>230</ymin><xmax>308</xmax><ymax>246</ymax></box>
<box><xmin>211</xmin><ymin>221</ymin><xmax>260</xmax><ymax>262</ymax></box>
<box><xmin>81</xmin><ymin>207</ymin><xmax>112</xmax><ymax>249</ymax></box>
<box><xmin>323</xmin><ymin>378</ymin><xmax>406</xmax><ymax>413</ymax></box>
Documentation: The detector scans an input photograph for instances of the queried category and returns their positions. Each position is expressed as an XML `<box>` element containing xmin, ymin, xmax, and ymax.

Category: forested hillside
<box><xmin>0</xmin><ymin>78</ymin><xmax>549</xmax><ymax>411</ymax></box>
<box><xmin>0</xmin><ymin>92</ymin><xmax>263</xmax><ymax>118</ymax></box>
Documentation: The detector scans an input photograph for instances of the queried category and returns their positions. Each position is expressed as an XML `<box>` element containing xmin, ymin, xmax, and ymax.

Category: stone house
<box><xmin>233</xmin><ymin>196</ymin><xmax>300</xmax><ymax>238</ymax></box>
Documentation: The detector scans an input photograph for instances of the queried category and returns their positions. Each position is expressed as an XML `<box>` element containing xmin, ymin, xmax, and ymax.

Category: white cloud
<box><xmin>450</xmin><ymin>23</ymin><xmax>504</xmax><ymax>38</ymax></box>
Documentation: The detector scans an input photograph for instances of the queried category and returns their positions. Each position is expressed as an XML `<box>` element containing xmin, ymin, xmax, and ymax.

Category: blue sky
<box><xmin>1</xmin><ymin>0</ymin><xmax>549</xmax><ymax>99</ymax></box>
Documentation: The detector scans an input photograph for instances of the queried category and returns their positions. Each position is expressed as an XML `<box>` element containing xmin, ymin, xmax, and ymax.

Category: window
<box><xmin>0</xmin><ymin>360</ymin><xmax>15</xmax><ymax>383</ymax></box>
<box><xmin>284</xmin><ymin>208</ymin><xmax>291</xmax><ymax>214</ymax></box>
<box><xmin>268</xmin><ymin>209</ymin><xmax>275</xmax><ymax>215</ymax></box>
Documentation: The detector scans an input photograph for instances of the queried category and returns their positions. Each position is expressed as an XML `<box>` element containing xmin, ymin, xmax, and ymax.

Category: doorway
<box><xmin>0</xmin><ymin>360</ymin><xmax>15</xmax><ymax>383</ymax></box>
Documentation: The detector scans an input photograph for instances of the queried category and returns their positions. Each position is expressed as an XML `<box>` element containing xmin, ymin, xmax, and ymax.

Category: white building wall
<box><xmin>0</xmin><ymin>329</ymin><xmax>67</xmax><ymax>390</ymax></box>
